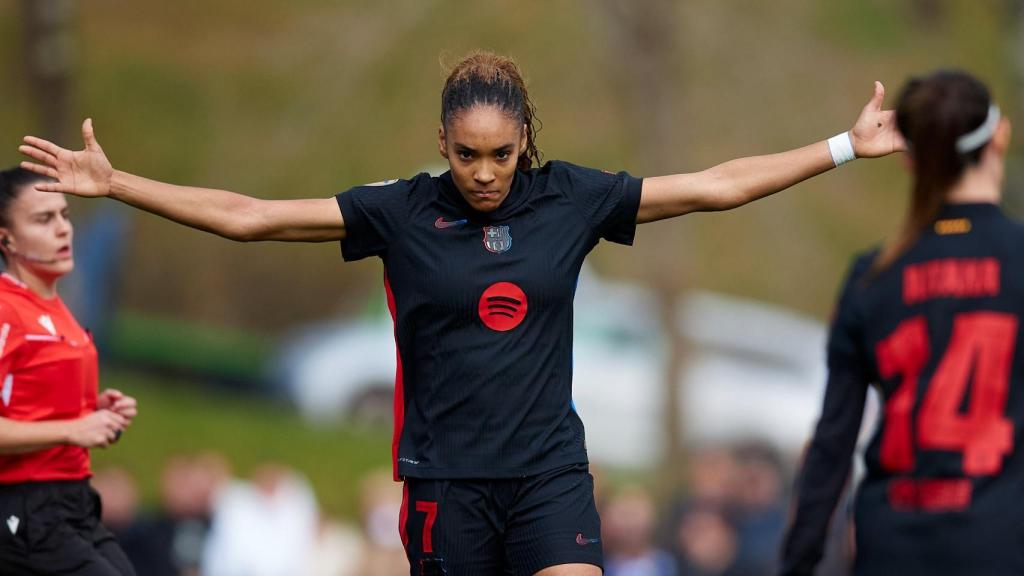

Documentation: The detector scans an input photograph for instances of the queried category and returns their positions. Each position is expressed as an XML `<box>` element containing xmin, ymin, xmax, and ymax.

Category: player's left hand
<box><xmin>18</xmin><ymin>118</ymin><xmax>114</xmax><ymax>198</ymax></box>
<box><xmin>97</xmin><ymin>388</ymin><xmax>138</xmax><ymax>425</ymax></box>
<box><xmin>850</xmin><ymin>81</ymin><xmax>907</xmax><ymax>158</ymax></box>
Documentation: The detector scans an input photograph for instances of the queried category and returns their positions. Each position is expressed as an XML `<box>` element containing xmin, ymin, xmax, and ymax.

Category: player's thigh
<box><xmin>402</xmin><ymin>478</ymin><xmax>505</xmax><ymax>575</ymax></box>
<box><xmin>533</xmin><ymin>563</ymin><xmax>602</xmax><ymax>576</ymax></box>
<box><xmin>505</xmin><ymin>464</ymin><xmax>603</xmax><ymax>576</ymax></box>
<box><xmin>38</xmin><ymin>483</ymin><xmax>134</xmax><ymax>576</ymax></box>
<box><xmin>27</xmin><ymin>522</ymin><xmax>128</xmax><ymax>576</ymax></box>
<box><xmin>0</xmin><ymin>481</ymin><xmax>127</xmax><ymax>575</ymax></box>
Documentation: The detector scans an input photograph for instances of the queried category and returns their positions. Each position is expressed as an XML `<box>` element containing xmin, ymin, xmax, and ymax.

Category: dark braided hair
<box><xmin>441</xmin><ymin>52</ymin><xmax>542</xmax><ymax>172</ymax></box>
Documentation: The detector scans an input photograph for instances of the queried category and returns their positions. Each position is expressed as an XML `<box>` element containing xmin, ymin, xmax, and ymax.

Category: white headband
<box><xmin>955</xmin><ymin>105</ymin><xmax>1000</xmax><ymax>154</ymax></box>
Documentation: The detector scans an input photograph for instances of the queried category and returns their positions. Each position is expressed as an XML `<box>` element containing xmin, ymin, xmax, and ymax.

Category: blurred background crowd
<box><xmin>91</xmin><ymin>441</ymin><xmax>831</xmax><ymax>576</ymax></box>
<box><xmin>4</xmin><ymin>0</ymin><xmax>1024</xmax><ymax>574</ymax></box>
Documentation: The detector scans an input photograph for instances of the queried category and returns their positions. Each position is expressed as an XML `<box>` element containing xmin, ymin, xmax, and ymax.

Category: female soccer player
<box><xmin>0</xmin><ymin>167</ymin><xmax>138</xmax><ymax>575</ymax></box>
<box><xmin>780</xmin><ymin>70</ymin><xmax>1023</xmax><ymax>575</ymax></box>
<box><xmin>19</xmin><ymin>52</ymin><xmax>901</xmax><ymax>576</ymax></box>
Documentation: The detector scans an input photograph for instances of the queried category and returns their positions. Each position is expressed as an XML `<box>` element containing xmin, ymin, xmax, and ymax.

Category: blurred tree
<box><xmin>912</xmin><ymin>0</ymin><xmax>945</xmax><ymax>24</ymax></box>
<box><xmin>593</xmin><ymin>0</ymin><xmax>689</xmax><ymax>492</ymax></box>
<box><xmin>1005</xmin><ymin>0</ymin><xmax>1024</xmax><ymax>216</ymax></box>
<box><xmin>20</xmin><ymin>0</ymin><xmax>74</xmax><ymax>144</ymax></box>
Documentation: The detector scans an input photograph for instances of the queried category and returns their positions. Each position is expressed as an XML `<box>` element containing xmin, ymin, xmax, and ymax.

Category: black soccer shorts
<box><xmin>400</xmin><ymin>463</ymin><xmax>603</xmax><ymax>576</ymax></box>
<box><xmin>0</xmin><ymin>479</ymin><xmax>136</xmax><ymax>576</ymax></box>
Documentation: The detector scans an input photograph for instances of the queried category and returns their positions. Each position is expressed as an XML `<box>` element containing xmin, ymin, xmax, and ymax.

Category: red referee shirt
<box><xmin>0</xmin><ymin>273</ymin><xmax>97</xmax><ymax>483</ymax></box>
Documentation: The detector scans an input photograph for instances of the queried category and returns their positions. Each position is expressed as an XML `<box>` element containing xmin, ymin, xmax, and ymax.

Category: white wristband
<box><xmin>827</xmin><ymin>131</ymin><xmax>856</xmax><ymax>167</ymax></box>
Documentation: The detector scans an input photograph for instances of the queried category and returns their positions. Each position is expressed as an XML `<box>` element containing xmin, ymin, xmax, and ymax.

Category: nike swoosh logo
<box><xmin>576</xmin><ymin>533</ymin><xmax>600</xmax><ymax>546</ymax></box>
<box><xmin>434</xmin><ymin>217</ymin><xmax>468</xmax><ymax>229</ymax></box>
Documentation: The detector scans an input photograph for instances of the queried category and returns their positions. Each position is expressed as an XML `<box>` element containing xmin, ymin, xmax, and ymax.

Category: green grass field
<box><xmin>90</xmin><ymin>368</ymin><xmax>392</xmax><ymax>519</ymax></box>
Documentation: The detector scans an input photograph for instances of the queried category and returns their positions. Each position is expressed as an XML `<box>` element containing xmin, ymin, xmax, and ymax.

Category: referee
<box><xmin>19</xmin><ymin>51</ymin><xmax>900</xmax><ymax>576</ymax></box>
<box><xmin>0</xmin><ymin>167</ymin><xmax>138</xmax><ymax>575</ymax></box>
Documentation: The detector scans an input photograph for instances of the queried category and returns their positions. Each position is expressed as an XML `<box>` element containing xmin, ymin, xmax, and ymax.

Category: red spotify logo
<box><xmin>478</xmin><ymin>282</ymin><xmax>528</xmax><ymax>332</ymax></box>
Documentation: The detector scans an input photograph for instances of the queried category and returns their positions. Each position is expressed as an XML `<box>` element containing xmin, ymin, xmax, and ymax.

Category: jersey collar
<box><xmin>1</xmin><ymin>273</ymin><xmax>27</xmax><ymax>290</ymax></box>
<box><xmin>0</xmin><ymin>272</ymin><xmax>63</xmax><ymax>306</ymax></box>
<box><xmin>938</xmin><ymin>202</ymin><xmax>1003</xmax><ymax>219</ymax></box>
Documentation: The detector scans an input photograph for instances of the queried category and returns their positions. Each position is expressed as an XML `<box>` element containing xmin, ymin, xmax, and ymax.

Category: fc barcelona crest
<box><xmin>483</xmin><ymin>226</ymin><xmax>512</xmax><ymax>254</ymax></box>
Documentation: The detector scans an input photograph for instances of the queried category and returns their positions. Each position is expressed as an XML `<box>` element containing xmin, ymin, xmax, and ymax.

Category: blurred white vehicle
<box><xmin>275</xmin><ymin>267</ymin><xmax>830</xmax><ymax>468</ymax></box>
<box><xmin>570</xmin><ymin>283</ymin><xmax>829</xmax><ymax>468</ymax></box>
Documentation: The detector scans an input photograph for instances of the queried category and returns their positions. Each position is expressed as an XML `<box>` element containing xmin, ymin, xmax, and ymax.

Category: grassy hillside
<box><xmin>2</xmin><ymin>1</ymin><xmax>1017</xmax><ymax>331</ymax></box>
<box><xmin>90</xmin><ymin>369</ymin><xmax>392</xmax><ymax>519</ymax></box>
<box><xmin>1</xmin><ymin>1</ymin><xmax>1020</xmax><ymax>516</ymax></box>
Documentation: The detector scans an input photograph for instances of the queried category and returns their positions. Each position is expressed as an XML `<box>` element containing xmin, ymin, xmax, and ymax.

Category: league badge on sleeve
<box><xmin>482</xmin><ymin>226</ymin><xmax>512</xmax><ymax>254</ymax></box>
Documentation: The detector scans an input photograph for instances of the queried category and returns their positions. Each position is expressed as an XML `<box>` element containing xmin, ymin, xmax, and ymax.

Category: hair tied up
<box><xmin>441</xmin><ymin>51</ymin><xmax>542</xmax><ymax>172</ymax></box>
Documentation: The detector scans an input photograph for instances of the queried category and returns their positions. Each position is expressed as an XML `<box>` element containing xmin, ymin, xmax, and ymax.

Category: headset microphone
<box><xmin>2</xmin><ymin>237</ymin><xmax>61</xmax><ymax>265</ymax></box>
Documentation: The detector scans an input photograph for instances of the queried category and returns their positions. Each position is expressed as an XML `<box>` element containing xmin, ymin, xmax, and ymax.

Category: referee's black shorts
<box><xmin>401</xmin><ymin>462</ymin><xmax>603</xmax><ymax>576</ymax></box>
<box><xmin>0</xmin><ymin>479</ymin><xmax>136</xmax><ymax>576</ymax></box>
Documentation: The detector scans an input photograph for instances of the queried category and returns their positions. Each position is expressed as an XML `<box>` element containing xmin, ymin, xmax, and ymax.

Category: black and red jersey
<box><xmin>336</xmin><ymin>161</ymin><xmax>642</xmax><ymax>480</ymax></box>
<box><xmin>782</xmin><ymin>203</ymin><xmax>1024</xmax><ymax>575</ymax></box>
<box><xmin>0</xmin><ymin>274</ymin><xmax>98</xmax><ymax>483</ymax></box>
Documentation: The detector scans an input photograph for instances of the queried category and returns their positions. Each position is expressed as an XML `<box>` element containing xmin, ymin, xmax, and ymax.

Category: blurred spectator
<box><xmin>162</xmin><ymin>452</ymin><xmax>230</xmax><ymax>576</ymax></box>
<box><xmin>663</xmin><ymin>442</ymin><xmax>795</xmax><ymax>576</ymax></box>
<box><xmin>358</xmin><ymin>469</ymin><xmax>408</xmax><ymax>576</ymax></box>
<box><xmin>310</xmin><ymin>515</ymin><xmax>367</xmax><ymax>576</ymax></box>
<box><xmin>91</xmin><ymin>466</ymin><xmax>151</xmax><ymax>568</ymax></box>
<box><xmin>93</xmin><ymin>444</ymin><xmax>802</xmax><ymax>576</ymax></box>
<box><xmin>687</xmin><ymin>446</ymin><xmax>741</xmax><ymax>507</ymax></box>
<box><xmin>674</xmin><ymin>504</ymin><xmax>740</xmax><ymax>576</ymax></box>
<box><xmin>201</xmin><ymin>463</ymin><xmax>319</xmax><ymax>576</ymax></box>
<box><xmin>731</xmin><ymin>442</ymin><xmax>787</xmax><ymax>575</ymax></box>
<box><xmin>603</xmin><ymin>486</ymin><xmax>677</xmax><ymax>576</ymax></box>
<box><xmin>92</xmin><ymin>466</ymin><xmax>140</xmax><ymax>529</ymax></box>
<box><xmin>94</xmin><ymin>453</ymin><xmax>228</xmax><ymax>576</ymax></box>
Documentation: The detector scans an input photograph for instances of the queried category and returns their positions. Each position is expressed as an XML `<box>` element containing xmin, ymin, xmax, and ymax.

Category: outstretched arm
<box><xmin>19</xmin><ymin>120</ymin><xmax>345</xmax><ymax>242</ymax></box>
<box><xmin>637</xmin><ymin>82</ymin><xmax>905</xmax><ymax>224</ymax></box>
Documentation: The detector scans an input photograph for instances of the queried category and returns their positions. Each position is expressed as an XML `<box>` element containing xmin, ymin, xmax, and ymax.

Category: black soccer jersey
<box><xmin>781</xmin><ymin>203</ymin><xmax>1024</xmax><ymax>575</ymax></box>
<box><xmin>336</xmin><ymin>161</ymin><xmax>642</xmax><ymax>480</ymax></box>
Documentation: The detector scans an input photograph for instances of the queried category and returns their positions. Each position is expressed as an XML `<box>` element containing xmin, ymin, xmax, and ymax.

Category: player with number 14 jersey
<box><xmin>782</xmin><ymin>70</ymin><xmax>1024</xmax><ymax>575</ymax></box>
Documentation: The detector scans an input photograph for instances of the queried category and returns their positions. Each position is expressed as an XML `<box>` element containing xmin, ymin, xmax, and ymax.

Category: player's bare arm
<box><xmin>637</xmin><ymin>81</ymin><xmax>906</xmax><ymax>223</ymax></box>
<box><xmin>0</xmin><ymin>410</ymin><xmax>127</xmax><ymax>454</ymax></box>
<box><xmin>19</xmin><ymin>119</ymin><xmax>345</xmax><ymax>243</ymax></box>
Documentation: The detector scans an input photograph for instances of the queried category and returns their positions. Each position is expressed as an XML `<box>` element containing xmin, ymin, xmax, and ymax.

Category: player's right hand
<box><xmin>67</xmin><ymin>409</ymin><xmax>127</xmax><ymax>448</ymax></box>
<box><xmin>18</xmin><ymin>118</ymin><xmax>113</xmax><ymax>198</ymax></box>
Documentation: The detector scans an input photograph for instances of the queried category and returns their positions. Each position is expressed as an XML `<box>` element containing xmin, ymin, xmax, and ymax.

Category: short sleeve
<box><xmin>335</xmin><ymin>176</ymin><xmax>419</xmax><ymax>261</ymax></box>
<box><xmin>0</xmin><ymin>303</ymin><xmax>24</xmax><ymax>412</ymax></box>
<box><xmin>549</xmin><ymin>161</ymin><xmax>643</xmax><ymax>245</ymax></box>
